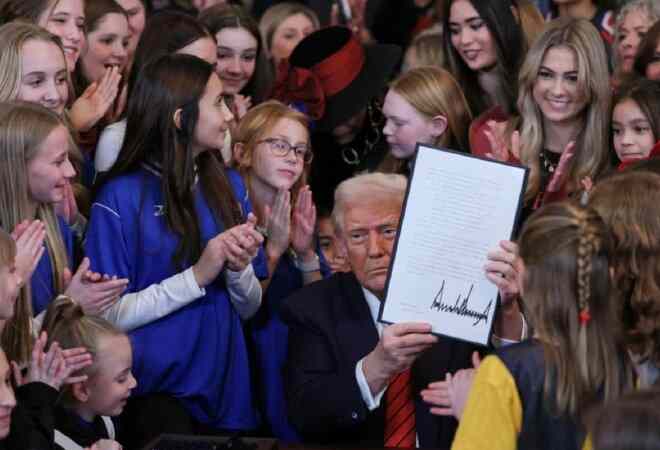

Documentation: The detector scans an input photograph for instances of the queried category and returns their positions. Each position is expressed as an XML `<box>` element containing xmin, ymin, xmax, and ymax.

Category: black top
<box><xmin>497</xmin><ymin>340</ymin><xmax>587</xmax><ymax>450</ymax></box>
<box><xmin>54</xmin><ymin>406</ymin><xmax>114</xmax><ymax>450</ymax></box>
<box><xmin>0</xmin><ymin>382</ymin><xmax>59</xmax><ymax>450</ymax></box>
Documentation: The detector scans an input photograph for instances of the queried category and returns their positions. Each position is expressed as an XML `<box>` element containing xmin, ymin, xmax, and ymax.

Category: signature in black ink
<box><xmin>429</xmin><ymin>280</ymin><xmax>493</xmax><ymax>326</ymax></box>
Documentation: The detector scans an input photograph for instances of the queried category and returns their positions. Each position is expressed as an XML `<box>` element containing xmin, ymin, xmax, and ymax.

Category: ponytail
<box><xmin>40</xmin><ymin>296</ymin><xmax>125</xmax><ymax>405</ymax></box>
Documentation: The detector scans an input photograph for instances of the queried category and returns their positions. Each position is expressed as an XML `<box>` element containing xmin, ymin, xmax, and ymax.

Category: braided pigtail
<box><xmin>575</xmin><ymin>209</ymin><xmax>602</xmax><ymax>391</ymax></box>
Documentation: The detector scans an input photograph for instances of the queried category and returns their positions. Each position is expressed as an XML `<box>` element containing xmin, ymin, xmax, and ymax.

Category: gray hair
<box><xmin>614</xmin><ymin>0</ymin><xmax>660</xmax><ymax>66</ymax></box>
<box><xmin>332</xmin><ymin>173</ymin><xmax>407</xmax><ymax>234</ymax></box>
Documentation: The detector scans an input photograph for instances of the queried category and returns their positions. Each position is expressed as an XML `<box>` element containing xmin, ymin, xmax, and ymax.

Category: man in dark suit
<box><xmin>282</xmin><ymin>173</ymin><xmax>521</xmax><ymax>449</ymax></box>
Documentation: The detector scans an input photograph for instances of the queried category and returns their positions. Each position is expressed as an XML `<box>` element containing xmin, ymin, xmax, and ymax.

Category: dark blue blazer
<box><xmin>282</xmin><ymin>272</ymin><xmax>481</xmax><ymax>449</ymax></box>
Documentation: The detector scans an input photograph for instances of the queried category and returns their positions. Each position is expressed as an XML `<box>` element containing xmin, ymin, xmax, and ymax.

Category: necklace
<box><xmin>539</xmin><ymin>148</ymin><xmax>560</xmax><ymax>174</ymax></box>
<box><xmin>341</xmin><ymin>100</ymin><xmax>384</xmax><ymax>166</ymax></box>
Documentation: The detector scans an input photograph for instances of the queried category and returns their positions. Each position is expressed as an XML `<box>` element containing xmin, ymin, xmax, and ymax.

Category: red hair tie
<box><xmin>579</xmin><ymin>309</ymin><xmax>591</xmax><ymax>326</ymax></box>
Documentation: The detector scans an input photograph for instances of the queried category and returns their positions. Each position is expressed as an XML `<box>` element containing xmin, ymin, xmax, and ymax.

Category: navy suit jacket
<box><xmin>281</xmin><ymin>272</ymin><xmax>481</xmax><ymax>449</ymax></box>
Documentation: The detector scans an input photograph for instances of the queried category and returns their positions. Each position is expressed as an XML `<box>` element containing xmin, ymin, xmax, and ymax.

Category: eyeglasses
<box><xmin>258</xmin><ymin>138</ymin><xmax>313</xmax><ymax>163</ymax></box>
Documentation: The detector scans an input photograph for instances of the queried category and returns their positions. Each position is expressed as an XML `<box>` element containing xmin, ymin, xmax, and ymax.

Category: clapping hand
<box><xmin>12</xmin><ymin>332</ymin><xmax>92</xmax><ymax>390</ymax></box>
<box><xmin>264</xmin><ymin>190</ymin><xmax>291</xmax><ymax>261</ymax></box>
<box><xmin>192</xmin><ymin>213</ymin><xmax>264</xmax><ymax>287</ymax></box>
<box><xmin>291</xmin><ymin>186</ymin><xmax>316</xmax><ymax>257</ymax></box>
<box><xmin>11</xmin><ymin>220</ymin><xmax>46</xmax><ymax>289</ymax></box>
<box><xmin>63</xmin><ymin>258</ymin><xmax>129</xmax><ymax>315</ymax></box>
<box><xmin>483</xmin><ymin>121</ymin><xmax>520</xmax><ymax>162</ymax></box>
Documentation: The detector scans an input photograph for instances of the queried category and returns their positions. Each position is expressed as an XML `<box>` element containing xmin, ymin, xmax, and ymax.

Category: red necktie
<box><xmin>384</xmin><ymin>369</ymin><xmax>416</xmax><ymax>448</ymax></box>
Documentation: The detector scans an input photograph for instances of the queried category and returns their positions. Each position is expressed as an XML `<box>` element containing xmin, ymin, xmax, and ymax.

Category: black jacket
<box><xmin>0</xmin><ymin>382</ymin><xmax>59</xmax><ymax>450</ymax></box>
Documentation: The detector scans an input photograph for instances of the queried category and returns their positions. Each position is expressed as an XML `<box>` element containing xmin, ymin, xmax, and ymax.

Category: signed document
<box><xmin>379</xmin><ymin>145</ymin><xmax>528</xmax><ymax>346</ymax></box>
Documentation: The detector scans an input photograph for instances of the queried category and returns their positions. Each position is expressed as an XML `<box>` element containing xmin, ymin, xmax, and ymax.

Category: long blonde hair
<box><xmin>516</xmin><ymin>18</ymin><xmax>611</xmax><ymax>203</ymax></box>
<box><xmin>519</xmin><ymin>201</ymin><xmax>633</xmax><ymax>416</ymax></box>
<box><xmin>0</xmin><ymin>21</ymin><xmax>71</xmax><ymax>104</ymax></box>
<box><xmin>0</xmin><ymin>101</ymin><xmax>72</xmax><ymax>364</ymax></box>
<box><xmin>390</xmin><ymin>66</ymin><xmax>472</xmax><ymax>152</ymax></box>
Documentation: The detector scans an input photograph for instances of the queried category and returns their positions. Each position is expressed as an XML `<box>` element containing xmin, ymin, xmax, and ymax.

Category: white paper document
<box><xmin>379</xmin><ymin>145</ymin><xmax>528</xmax><ymax>346</ymax></box>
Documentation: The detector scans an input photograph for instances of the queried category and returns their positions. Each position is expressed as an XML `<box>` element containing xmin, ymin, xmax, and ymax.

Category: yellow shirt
<box><xmin>451</xmin><ymin>355</ymin><xmax>592</xmax><ymax>450</ymax></box>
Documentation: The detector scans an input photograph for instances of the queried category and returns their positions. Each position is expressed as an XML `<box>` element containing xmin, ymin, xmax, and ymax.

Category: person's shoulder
<box><xmin>96</xmin><ymin>168</ymin><xmax>156</xmax><ymax>202</ymax></box>
<box><xmin>495</xmin><ymin>339</ymin><xmax>545</xmax><ymax>382</ymax></box>
<box><xmin>282</xmin><ymin>272</ymin><xmax>359</xmax><ymax>322</ymax></box>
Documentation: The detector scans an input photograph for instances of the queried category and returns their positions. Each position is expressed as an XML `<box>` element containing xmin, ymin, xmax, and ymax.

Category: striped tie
<box><xmin>384</xmin><ymin>369</ymin><xmax>416</xmax><ymax>448</ymax></box>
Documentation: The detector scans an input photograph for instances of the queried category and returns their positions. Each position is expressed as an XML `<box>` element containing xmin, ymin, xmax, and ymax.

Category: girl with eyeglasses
<box><xmin>234</xmin><ymin>100</ymin><xmax>326</xmax><ymax>441</ymax></box>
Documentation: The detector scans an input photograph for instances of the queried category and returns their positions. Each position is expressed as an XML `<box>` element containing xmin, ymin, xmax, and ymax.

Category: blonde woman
<box><xmin>401</xmin><ymin>28</ymin><xmax>444</xmax><ymax>72</ymax></box>
<box><xmin>0</xmin><ymin>1</ymin><xmax>123</xmax><ymax>134</ymax></box>
<box><xmin>473</xmin><ymin>18</ymin><xmax>611</xmax><ymax>208</ymax></box>
<box><xmin>381</xmin><ymin>66</ymin><xmax>472</xmax><ymax>174</ymax></box>
<box><xmin>0</xmin><ymin>102</ymin><xmax>129</xmax><ymax>365</ymax></box>
<box><xmin>0</xmin><ymin>22</ymin><xmax>70</xmax><ymax>116</ymax></box>
<box><xmin>0</xmin><ymin>22</ymin><xmax>114</xmax><ymax>224</ymax></box>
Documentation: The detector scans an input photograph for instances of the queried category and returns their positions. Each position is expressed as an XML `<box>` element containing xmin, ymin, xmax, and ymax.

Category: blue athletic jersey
<box><xmin>31</xmin><ymin>216</ymin><xmax>74</xmax><ymax>315</ymax></box>
<box><xmin>85</xmin><ymin>166</ymin><xmax>266</xmax><ymax>431</ymax></box>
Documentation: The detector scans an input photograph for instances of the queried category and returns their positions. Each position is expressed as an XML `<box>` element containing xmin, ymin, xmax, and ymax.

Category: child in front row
<box><xmin>452</xmin><ymin>201</ymin><xmax>635</xmax><ymax>450</ymax></box>
<box><xmin>0</xmin><ymin>229</ymin><xmax>90</xmax><ymax>450</ymax></box>
<box><xmin>41</xmin><ymin>295</ymin><xmax>136</xmax><ymax>450</ymax></box>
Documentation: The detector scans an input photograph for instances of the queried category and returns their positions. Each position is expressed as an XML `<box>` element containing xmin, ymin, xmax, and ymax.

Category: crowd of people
<box><xmin>0</xmin><ymin>0</ymin><xmax>658</xmax><ymax>449</ymax></box>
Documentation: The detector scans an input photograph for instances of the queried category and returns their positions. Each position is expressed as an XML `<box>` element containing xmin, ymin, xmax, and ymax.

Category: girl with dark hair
<box><xmin>634</xmin><ymin>20</ymin><xmax>660</xmax><ymax>81</ymax></box>
<box><xmin>95</xmin><ymin>11</ymin><xmax>217</xmax><ymax>172</ymax></box>
<box><xmin>86</xmin><ymin>53</ymin><xmax>265</xmax><ymax>447</ymax></box>
<box><xmin>115</xmin><ymin>0</ymin><xmax>146</xmax><ymax>68</ymax></box>
<box><xmin>453</xmin><ymin>201</ymin><xmax>634</xmax><ymax>450</ymax></box>
<box><xmin>443</xmin><ymin>0</ymin><xmax>526</xmax><ymax>117</ymax></box>
<box><xmin>73</xmin><ymin>0</ymin><xmax>131</xmax><ymax>185</ymax></box>
<box><xmin>199</xmin><ymin>4</ymin><xmax>271</xmax><ymax>116</ymax></box>
<box><xmin>611</xmin><ymin>78</ymin><xmax>660</xmax><ymax>170</ymax></box>
<box><xmin>74</xmin><ymin>0</ymin><xmax>130</xmax><ymax>103</ymax></box>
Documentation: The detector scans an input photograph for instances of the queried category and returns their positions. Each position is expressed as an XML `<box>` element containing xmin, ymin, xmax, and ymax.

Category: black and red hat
<box><xmin>272</xmin><ymin>26</ymin><xmax>401</xmax><ymax>131</ymax></box>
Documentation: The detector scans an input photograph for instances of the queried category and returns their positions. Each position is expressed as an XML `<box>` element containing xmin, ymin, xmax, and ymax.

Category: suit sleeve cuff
<box><xmin>356</xmin><ymin>357</ymin><xmax>386</xmax><ymax>411</ymax></box>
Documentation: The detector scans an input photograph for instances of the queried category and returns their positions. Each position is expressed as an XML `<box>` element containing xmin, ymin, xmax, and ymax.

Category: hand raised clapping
<box><xmin>290</xmin><ymin>186</ymin><xmax>316</xmax><ymax>257</ymax></box>
<box><xmin>63</xmin><ymin>258</ymin><xmax>129</xmax><ymax>315</ymax></box>
<box><xmin>483</xmin><ymin>121</ymin><xmax>520</xmax><ymax>162</ymax></box>
<box><xmin>192</xmin><ymin>213</ymin><xmax>264</xmax><ymax>287</ymax></box>
<box><xmin>11</xmin><ymin>220</ymin><xmax>46</xmax><ymax>289</ymax></box>
<box><xmin>12</xmin><ymin>331</ymin><xmax>92</xmax><ymax>391</ymax></box>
